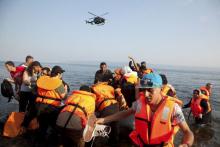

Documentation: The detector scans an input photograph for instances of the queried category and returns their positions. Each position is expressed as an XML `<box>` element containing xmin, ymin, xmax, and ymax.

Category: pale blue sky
<box><xmin>0</xmin><ymin>0</ymin><xmax>220</xmax><ymax>68</ymax></box>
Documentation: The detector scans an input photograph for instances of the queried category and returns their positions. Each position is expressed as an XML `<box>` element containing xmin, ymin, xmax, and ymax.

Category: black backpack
<box><xmin>1</xmin><ymin>79</ymin><xmax>14</xmax><ymax>102</ymax></box>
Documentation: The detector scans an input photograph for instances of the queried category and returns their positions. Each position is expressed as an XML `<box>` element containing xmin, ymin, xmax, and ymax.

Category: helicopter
<box><xmin>86</xmin><ymin>12</ymin><xmax>108</xmax><ymax>25</ymax></box>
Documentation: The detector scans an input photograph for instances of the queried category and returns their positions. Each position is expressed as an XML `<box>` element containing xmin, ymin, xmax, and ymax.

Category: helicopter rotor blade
<box><xmin>100</xmin><ymin>12</ymin><xmax>109</xmax><ymax>16</ymax></box>
<box><xmin>88</xmin><ymin>12</ymin><xmax>97</xmax><ymax>17</ymax></box>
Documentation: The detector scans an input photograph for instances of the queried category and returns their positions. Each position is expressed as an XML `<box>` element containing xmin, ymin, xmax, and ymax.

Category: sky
<box><xmin>0</xmin><ymin>0</ymin><xmax>220</xmax><ymax>68</ymax></box>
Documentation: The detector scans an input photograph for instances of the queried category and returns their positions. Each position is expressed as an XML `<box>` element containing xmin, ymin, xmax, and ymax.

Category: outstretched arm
<box><xmin>96</xmin><ymin>108</ymin><xmax>135</xmax><ymax>124</ymax></box>
<box><xmin>128</xmin><ymin>56</ymin><xmax>139</xmax><ymax>72</ymax></box>
<box><xmin>178</xmin><ymin>121</ymin><xmax>194</xmax><ymax>147</ymax></box>
<box><xmin>182</xmin><ymin>98</ymin><xmax>192</xmax><ymax>109</ymax></box>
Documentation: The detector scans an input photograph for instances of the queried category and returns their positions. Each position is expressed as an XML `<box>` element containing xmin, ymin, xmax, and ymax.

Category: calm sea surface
<box><xmin>0</xmin><ymin>61</ymin><xmax>220</xmax><ymax>147</ymax></box>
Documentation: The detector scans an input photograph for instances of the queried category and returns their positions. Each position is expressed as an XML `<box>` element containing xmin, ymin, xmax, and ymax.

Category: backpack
<box><xmin>1</xmin><ymin>79</ymin><xmax>14</xmax><ymax>102</ymax></box>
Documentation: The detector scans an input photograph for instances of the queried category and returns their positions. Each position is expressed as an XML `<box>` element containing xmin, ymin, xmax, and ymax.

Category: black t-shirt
<box><xmin>94</xmin><ymin>69</ymin><xmax>113</xmax><ymax>84</ymax></box>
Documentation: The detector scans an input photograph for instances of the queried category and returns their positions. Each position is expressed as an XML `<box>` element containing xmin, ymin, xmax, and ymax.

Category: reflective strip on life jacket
<box><xmin>35</xmin><ymin>94</ymin><xmax>62</xmax><ymax>106</ymax></box>
<box><xmin>130</xmin><ymin>92</ymin><xmax>175</xmax><ymax>147</ymax></box>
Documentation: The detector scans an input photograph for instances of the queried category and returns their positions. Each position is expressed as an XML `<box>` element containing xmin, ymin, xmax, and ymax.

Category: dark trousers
<box><xmin>56</xmin><ymin>126</ymin><xmax>85</xmax><ymax>147</ymax></box>
<box><xmin>19</xmin><ymin>91</ymin><xmax>36</xmax><ymax>112</ymax></box>
<box><xmin>94</xmin><ymin>103</ymin><xmax>119</xmax><ymax>147</ymax></box>
<box><xmin>35</xmin><ymin>103</ymin><xmax>61</xmax><ymax>139</ymax></box>
<box><xmin>195</xmin><ymin>111</ymin><xmax>212</xmax><ymax>124</ymax></box>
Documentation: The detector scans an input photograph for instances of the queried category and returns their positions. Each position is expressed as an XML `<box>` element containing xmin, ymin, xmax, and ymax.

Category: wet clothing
<box><xmin>94</xmin><ymin>103</ymin><xmax>120</xmax><ymax>147</ymax></box>
<box><xmin>56</xmin><ymin>113</ymin><xmax>85</xmax><ymax>147</ymax></box>
<box><xmin>19</xmin><ymin>91</ymin><xmax>36</xmax><ymax>112</ymax></box>
<box><xmin>56</xmin><ymin>126</ymin><xmax>85</xmax><ymax>147</ymax></box>
<box><xmin>183</xmin><ymin>99</ymin><xmax>209</xmax><ymax>113</ymax></box>
<box><xmin>56</xmin><ymin>90</ymin><xmax>96</xmax><ymax>147</ymax></box>
<box><xmin>57</xmin><ymin>112</ymin><xmax>83</xmax><ymax>130</ymax></box>
<box><xmin>94</xmin><ymin>69</ymin><xmax>113</xmax><ymax>84</ymax></box>
<box><xmin>35</xmin><ymin>76</ymin><xmax>65</xmax><ymax>138</ymax></box>
<box><xmin>183</xmin><ymin>98</ymin><xmax>212</xmax><ymax>124</ymax></box>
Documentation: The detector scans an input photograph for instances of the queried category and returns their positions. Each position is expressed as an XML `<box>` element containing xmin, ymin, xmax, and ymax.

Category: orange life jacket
<box><xmin>200</xmin><ymin>86</ymin><xmax>210</xmax><ymax>98</ymax></box>
<box><xmin>91</xmin><ymin>82</ymin><xmax>117</xmax><ymax>111</ymax></box>
<box><xmin>3</xmin><ymin>112</ymin><xmax>38</xmax><ymax>138</ymax></box>
<box><xmin>190</xmin><ymin>96</ymin><xmax>211</xmax><ymax>118</ymax></box>
<box><xmin>35</xmin><ymin>76</ymin><xmax>63</xmax><ymax>107</ymax></box>
<box><xmin>61</xmin><ymin>90</ymin><xmax>96</xmax><ymax>127</ymax></box>
<box><xmin>129</xmin><ymin>92</ymin><xmax>176</xmax><ymax>147</ymax></box>
<box><xmin>142</xmin><ymin>68</ymin><xmax>153</xmax><ymax>75</ymax></box>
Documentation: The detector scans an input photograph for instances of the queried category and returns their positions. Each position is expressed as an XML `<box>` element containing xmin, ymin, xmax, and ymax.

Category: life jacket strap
<box><xmin>37</xmin><ymin>95</ymin><xmax>61</xmax><ymax>102</ymax></box>
<box><xmin>97</xmin><ymin>98</ymin><xmax>116</xmax><ymax>110</ymax></box>
<box><xmin>67</xmin><ymin>103</ymin><xmax>88</xmax><ymax>117</ymax></box>
<box><xmin>63</xmin><ymin>103</ymin><xmax>79</xmax><ymax>129</ymax></box>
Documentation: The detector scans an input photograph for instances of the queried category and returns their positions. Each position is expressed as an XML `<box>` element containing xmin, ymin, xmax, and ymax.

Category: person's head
<box><xmin>100</xmin><ymin>62</ymin><xmax>107</xmax><ymax>72</ymax></box>
<box><xmin>139</xmin><ymin>73</ymin><xmax>163</xmax><ymax>105</ymax></box>
<box><xmin>51</xmin><ymin>65</ymin><xmax>65</xmax><ymax>78</ymax></box>
<box><xmin>206</xmin><ymin>83</ymin><xmax>213</xmax><ymax>90</ymax></box>
<box><xmin>79</xmin><ymin>85</ymin><xmax>91</xmax><ymax>92</ymax></box>
<box><xmin>160</xmin><ymin>74</ymin><xmax>168</xmax><ymax>85</ymax></box>
<box><xmin>27</xmin><ymin>61</ymin><xmax>42</xmax><ymax>76</ymax></box>
<box><xmin>42</xmin><ymin>67</ymin><xmax>51</xmax><ymax>76</ymax></box>
<box><xmin>25</xmin><ymin>55</ymin><xmax>34</xmax><ymax>66</ymax></box>
<box><xmin>4</xmin><ymin>61</ymin><xmax>16</xmax><ymax>72</ymax></box>
<box><xmin>140</xmin><ymin>61</ymin><xmax>147</xmax><ymax>70</ymax></box>
<box><xmin>193</xmin><ymin>89</ymin><xmax>200</xmax><ymax>98</ymax></box>
<box><xmin>114</xmin><ymin>68</ymin><xmax>123</xmax><ymax>81</ymax></box>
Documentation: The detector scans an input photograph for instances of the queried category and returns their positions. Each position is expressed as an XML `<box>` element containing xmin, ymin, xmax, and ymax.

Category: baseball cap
<box><xmin>51</xmin><ymin>66</ymin><xmax>65</xmax><ymax>75</ymax></box>
<box><xmin>139</xmin><ymin>73</ymin><xmax>162</xmax><ymax>88</ymax></box>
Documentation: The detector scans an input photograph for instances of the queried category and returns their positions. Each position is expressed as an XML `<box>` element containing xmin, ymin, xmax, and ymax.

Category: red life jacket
<box><xmin>129</xmin><ymin>92</ymin><xmax>176</xmax><ymax>147</ymax></box>
<box><xmin>190</xmin><ymin>97</ymin><xmax>211</xmax><ymax>118</ymax></box>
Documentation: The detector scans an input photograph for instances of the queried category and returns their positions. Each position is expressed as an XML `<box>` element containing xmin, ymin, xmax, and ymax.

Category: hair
<box><xmin>26</xmin><ymin>61</ymin><xmax>42</xmax><ymax>76</ymax></box>
<box><xmin>141</xmin><ymin>61</ymin><xmax>146</xmax><ymax>65</ymax></box>
<box><xmin>206</xmin><ymin>83</ymin><xmax>212</xmax><ymax>87</ymax></box>
<box><xmin>5</xmin><ymin>61</ymin><xmax>15</xmax><ymax>67</ymax></box>
<box><xmin>100</xmin><ymin>62</ymin><xmax>106</xmax><ymax>66</ymax></box>
<box><xmin>193</xmin><ymin>89</ymin><xmax>200</xmax><ymax>94</ymax></box>
<box><xmin>160</xmin><ymin>74</ymin><xmax>168</xmax><ymax>85</ymax></box>
<box><xmin>42</xmin><ymin>67</ymin><xmax>51</xmax><ymax>73</ymax></box>
<box><xmin>79</xmin><ymin>85</ymin><xmax>91</xmax><ymax>92</ymax></box>
<box><xmin>51</xmin><ymin>72</ymin><xmax>57</xmax><ymax>77</ymax></box>
<box><xmin>25</xmin><ymin>55</ymin><xmax>33</xmax><ymax>62</ymax></box>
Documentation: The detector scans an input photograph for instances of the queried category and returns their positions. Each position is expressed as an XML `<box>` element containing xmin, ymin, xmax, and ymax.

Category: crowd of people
<box><xmin>1</xmin><ymin>55</ymin><xmax>213</xmax><ymax>147</ymax></box>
